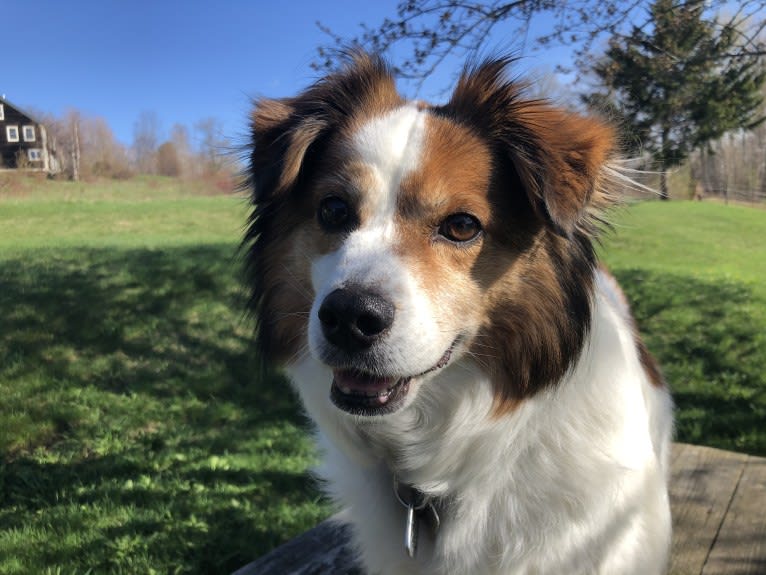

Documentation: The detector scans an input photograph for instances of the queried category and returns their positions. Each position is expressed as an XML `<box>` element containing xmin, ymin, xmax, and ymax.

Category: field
<box><xmin>600</xmin><ymin>202</ymin><xmax>766</xmax><ymax>453</ymax></box>
<box><xmin>1</xmin><ymin>176</ymin><xmax>764</xmax><ymax>573</ymax></box>
<box><xmin>0</xmin><ymin>177</ymin><xmax>322</xmax><ymax>574</ymax></box>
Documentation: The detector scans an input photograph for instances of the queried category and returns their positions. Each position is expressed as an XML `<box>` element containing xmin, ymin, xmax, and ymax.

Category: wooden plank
<box><xmin>671</xmin><ymin>441</ymin><xmax>690</xmax><ymax>465</ymax></box>
<box><xmin>232</xmin><ymin>514</ymin><xmax>361</xmax><ymax>575</ymax></box>
<box><xmin>702</xmin><ymin>456</ymin><xmax>766</xmax><ymax>575</ymax></box>
<box><xmin>669</xmin><ymin>443</ymin><xmax>749</xmax><ymax>575</ymax></box>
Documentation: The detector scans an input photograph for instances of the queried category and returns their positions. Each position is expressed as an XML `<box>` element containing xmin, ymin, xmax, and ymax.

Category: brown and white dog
<box><xmin>246</xmin><ymin>53</ymin><xmax>673</xmax><ymax>575</ymax></box>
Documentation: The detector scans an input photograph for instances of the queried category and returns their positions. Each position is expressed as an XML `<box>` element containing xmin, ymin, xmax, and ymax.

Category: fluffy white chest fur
<box><xmin>247</xmin><ymin>53</ymin><xmax>673</xmax><ymax>575</ymax></box>
<box><xmin>287</xmin><ymin>272</ymin><xmax>673</xmax><ymax>575</ymax></box>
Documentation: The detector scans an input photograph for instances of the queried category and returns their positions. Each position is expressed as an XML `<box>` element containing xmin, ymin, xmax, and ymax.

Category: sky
<box><xmin>2</xmin><ymin>1</ymin><xmax>577</xmax><ymax>148</ymax></box>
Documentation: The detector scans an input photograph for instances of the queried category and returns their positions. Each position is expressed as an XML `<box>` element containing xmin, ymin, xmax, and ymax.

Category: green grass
<box><xmin>0</xmin><ymin>177</ymin><xmax>325</xmax><ymax>574</ymax></box>
<box><xmin>0</xmin><ymin>177</ymin><xmax>764</xmax><ymax>573</ymax></box>
<box><xmin>600</xmin><ymin>201</ymin><xmax>766</xmax><ymax>454</ymax></box>
<box><xmin>603</xmin><ymin>201</ymin><xmax>766</xmax><ymax>290</ymax></box>
<box><xmin>0</xmin><ymin>176</ymin><xmax>246</xmax><ymax>251</ymax></box>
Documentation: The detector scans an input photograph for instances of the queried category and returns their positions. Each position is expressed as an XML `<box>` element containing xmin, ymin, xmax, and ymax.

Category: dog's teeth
<box><xmin>341</xmin><ymin>386</ymin><xmax>352</xmax><ymax>394</ymax></box>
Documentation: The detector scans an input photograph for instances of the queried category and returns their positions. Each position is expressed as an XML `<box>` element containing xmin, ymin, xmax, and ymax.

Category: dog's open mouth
<box><xmin>330</xmin><ymin>341</ymin><xmax>456</xmax><ymax>416</ymax></box>
<box><xmin>330</xmin><ymin>372</ymin><xmax>412</xmax><ymax>415</ymax></box>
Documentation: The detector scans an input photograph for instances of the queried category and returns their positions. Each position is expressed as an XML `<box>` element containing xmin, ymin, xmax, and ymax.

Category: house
<box><xmin>0</xmin><ymin>95</ymin><xmax>58</xmax><ymax>173</ymax></box>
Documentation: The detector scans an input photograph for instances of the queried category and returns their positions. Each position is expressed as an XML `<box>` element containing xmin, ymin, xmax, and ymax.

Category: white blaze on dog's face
<box><xmin>306</xmin><ymin>104</ymin><xmax>494</xmax><ymax>416</ymax></box>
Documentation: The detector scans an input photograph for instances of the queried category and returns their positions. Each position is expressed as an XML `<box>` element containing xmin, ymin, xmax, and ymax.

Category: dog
<box><xmin>246</xmin><ymin>53</ymin><xmax>673</xmax><ymax>575</ymax></box>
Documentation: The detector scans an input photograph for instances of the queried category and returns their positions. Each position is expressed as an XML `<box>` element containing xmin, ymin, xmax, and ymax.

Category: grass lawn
<box><xmin>600</xmin><ymin>201</ymin><xmax>766</xmax><ymax>454</ymax></box>
<box><xmin>0</xmin><ymin>177</ymin><xmax>764</xmax><ymax>573</ymax></box>
<box><xmin>0</xmin><ymin>177</ymin><xmax>323</xmax><ymax>574</ymax></box>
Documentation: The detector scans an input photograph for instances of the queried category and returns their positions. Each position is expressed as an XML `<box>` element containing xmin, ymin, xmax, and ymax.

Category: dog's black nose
<box><xmin>318</xmin><ymin>288</ymin><xmax>395</xmax><ymax>352</ymax></box>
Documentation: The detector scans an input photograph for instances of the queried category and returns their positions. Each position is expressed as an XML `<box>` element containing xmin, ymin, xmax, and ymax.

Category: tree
<box><xmin>315</xmin><ymin>1</ymin><xmax>766</xmax><ymax>90</ymax></box>
<box><xmin>170</xmin><ymin>123</ymin><xmax>193</xmax><ymax>177</ymax></box>
<box><xmin>156</xmin><ymin>141</ymin><xmax>180</xmax><ymax>177</ymax></box>
<box><xmin>590</xmin><ymin>0</ymin><xmax>765</xmax><ymax>199</ymax></box>
<box><xmin>82</xmin><ymin>117</ymin><xmax>132</xmax><ymax>178</ymax></box>
<box><xmin>194</xmin><ymin>117</ymin><xmax>227</xmax><ymax>174</ymax></box>
<box><xmin>41</xmin><ymin>109</ymin><xmax>83</xmax><ymax>181</ymax></box>
<box><xmin>65</xmin><ymin>109</ymin><xmax>81</xmax><ymax>181</ymax></box>
<box><xmin>42</xmin><ymin>110</ymin><xmax>133</xmax><ymax>180</ymax></box>
<box><xmin>133</xmin><ymin>110</ymin><xmax>161</xmax><ymax>174</ymax></box>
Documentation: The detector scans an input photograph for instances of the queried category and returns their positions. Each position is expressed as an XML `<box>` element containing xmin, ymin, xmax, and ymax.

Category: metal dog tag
<box><xmin>395</xmin><ymin>478</ymin><xmax>440</xmax><ymax>559</ymax></box>
<box><xmin>404</xmin><ymin>503</ymin><xmax>419</xmax><ymax>558</ymax></box>
<box><xmin>424</xmin><ymin>501</ymin><xmax>440</xmax><ymax>532</ymax></box>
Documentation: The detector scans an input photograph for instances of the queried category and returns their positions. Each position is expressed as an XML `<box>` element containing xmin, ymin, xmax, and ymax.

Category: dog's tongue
<box><xmin>333</xmin><ymin>369</ymin><xmax>397</xmax><ymax>394</ymax></box>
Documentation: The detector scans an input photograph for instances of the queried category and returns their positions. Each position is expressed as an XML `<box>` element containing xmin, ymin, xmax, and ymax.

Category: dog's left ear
<box><xmin>445</xmin><ymin>58</ymin><xmax>615</xmax><ymax>237</ymax></box>
<box><xmin>509</xmin><ymin>108</ymin><xmax>615</xmax><ymax>237</ymax></box>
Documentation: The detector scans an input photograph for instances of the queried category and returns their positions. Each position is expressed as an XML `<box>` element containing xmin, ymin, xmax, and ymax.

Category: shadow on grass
<box><xmin>0</xmin><ymin>246</ymin><xmax>303</xmax><ymax>419</ymax></box>
<box><xmin>0</xmin><ymin>246</ymin><xmax>324</xmax><ymax>574</ymax></box>
<box><xmin>613</xmin><ymin>269</ymin><xmax>766</xmax><ymax>455</ymax></box>
<box><xmin>5</xmin><ymin>248</ymin><xmax>254</xmax><ymax>397</ymax></box>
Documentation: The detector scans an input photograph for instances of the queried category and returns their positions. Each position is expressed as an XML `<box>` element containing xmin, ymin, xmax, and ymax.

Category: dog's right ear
<box><xmin>250</xmin><ymin>97</ymin><xmax>328</xmax><ymax>200</ymax></box>
<box><xmin>251</xmin><ymin>52</ymin><xmax>401</xmax><ymax>201</ymax></box>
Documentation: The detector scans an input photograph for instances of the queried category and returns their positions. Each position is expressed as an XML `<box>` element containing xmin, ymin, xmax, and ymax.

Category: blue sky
<box><xmin>2</xmin><ymin>1</ymin><xmax>575</xmax><ymax>147</ymax></box>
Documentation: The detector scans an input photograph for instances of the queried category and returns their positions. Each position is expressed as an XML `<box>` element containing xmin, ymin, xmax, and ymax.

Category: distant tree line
<box><xmin>37</xmin><ymin>109</ymin><xmax>236</xmax><ymax>184</ymax></box>
<box><xmin>689</xmin><ymin>107</ymin><xmax>766</xmax><ymax>202</ymax></box>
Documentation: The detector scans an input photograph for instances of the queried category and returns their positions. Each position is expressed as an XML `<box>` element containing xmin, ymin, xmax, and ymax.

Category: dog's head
<box><xmin>246</xmin><ymin>53</ymin><xmax>615</xmax><ymax>418</ymax></box>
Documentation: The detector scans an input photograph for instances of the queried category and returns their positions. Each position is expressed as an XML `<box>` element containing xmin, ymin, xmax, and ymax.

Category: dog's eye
<box><xmin>318</xmin><ymin>196</ymin><xmax>351</xmax><ymax>231</ymax></box>
<box><xmin>438</xmin><ymin>213</ymin><xmax>482</xmax><ymax>243</ymax></box>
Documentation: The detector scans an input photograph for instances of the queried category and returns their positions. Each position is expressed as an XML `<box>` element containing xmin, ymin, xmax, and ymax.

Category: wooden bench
<box><xmin>236</xmin><ymin>443</ymin><xmax>766</xmax><ymax>575</ymax></box>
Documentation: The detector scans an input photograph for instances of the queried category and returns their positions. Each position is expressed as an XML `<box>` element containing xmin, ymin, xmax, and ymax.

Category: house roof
<box><xmin>0</xmin><ymin>95</ymin><xmax>43</xmax><ymax>124</ymax></box>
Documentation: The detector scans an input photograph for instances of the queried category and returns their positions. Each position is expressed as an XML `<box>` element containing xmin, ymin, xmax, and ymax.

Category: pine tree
<box><xmin>591</xmin><ymin>0</ymin><xmax>765</xmax><ymax>199</ymax></box>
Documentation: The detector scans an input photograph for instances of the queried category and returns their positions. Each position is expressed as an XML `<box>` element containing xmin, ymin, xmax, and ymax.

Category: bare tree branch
<box><xmin>314</xmin><ymin>0</ymin><xmax>766</xmax><ymax>89</ymax></box>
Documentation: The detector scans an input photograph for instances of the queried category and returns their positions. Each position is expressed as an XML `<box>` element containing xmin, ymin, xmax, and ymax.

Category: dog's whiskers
<box><xmin>285</xmin><ymin>342</ymin><xmax>311</xmax><ymax>366</ymax></box>
<box><xmin>277</xmin><ymin>262</ymin><xmax>315</xmax><ymax>300</ymax></box>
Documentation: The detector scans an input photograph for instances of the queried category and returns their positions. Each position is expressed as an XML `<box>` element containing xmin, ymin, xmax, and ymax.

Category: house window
<box><xmin>23</xmin><ymin>125</ymin><xmax>36</xmax><ymax>142</ymax></box>
<box><xmin>28</xmin><ymin>149</ymin><xmax>42</xmax><ymax>162</ymax></box>
<box><xmin>6</xmin><ymin>125</ymin><xmax>19</xmax><ymax>142</ymax></box>
<box><xmin>0</xmin><ymin>104</ymin><xmax>4</xmax><ymax>121</ymax></box>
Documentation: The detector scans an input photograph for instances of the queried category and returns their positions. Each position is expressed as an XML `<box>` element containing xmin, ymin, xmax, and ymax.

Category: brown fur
<box><xmin>637</xmin><ymin>337</ymin><xmax>665</xmax><ymax>388</ymax></box>
<box><xmin>430</xmin><ymin>58</ymin><xmax>616</xmax><ymax>410</ymax></box>
<box><xmin>395</xmin><ymin>115</ymin><xmax>493</xmax><ymax>307</ymax></box>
